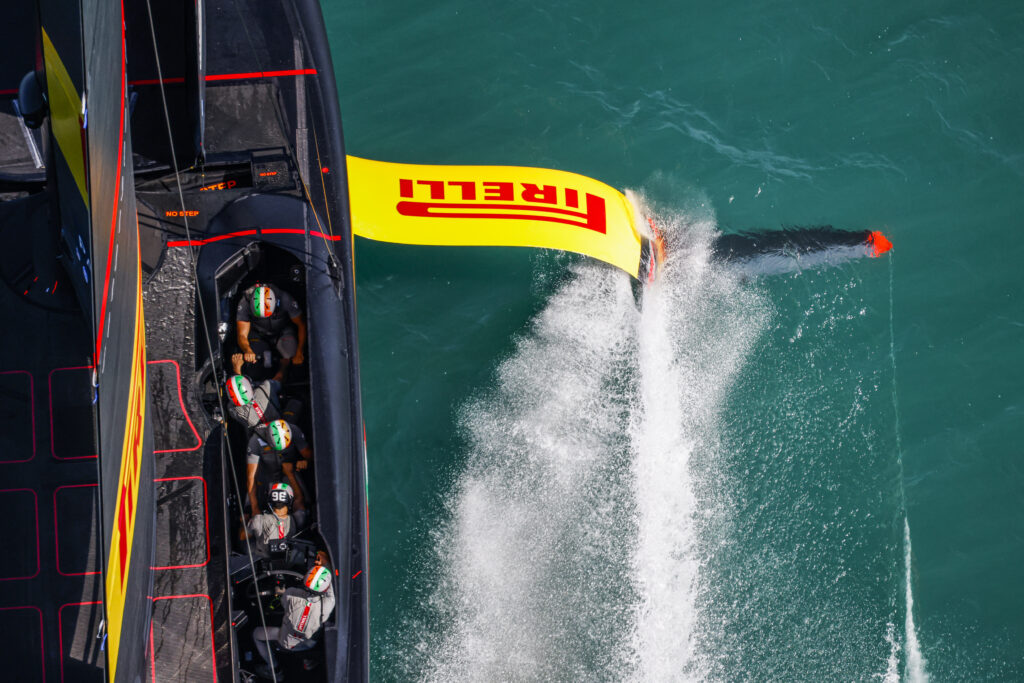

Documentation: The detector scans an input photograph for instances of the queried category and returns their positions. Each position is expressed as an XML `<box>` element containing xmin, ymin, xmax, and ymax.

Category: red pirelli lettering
<box><xmin>395</xmin><ymin>179</ymin><xmax>609</xmax><ymax>233</ymax></box>
<box><xmin>448</xmin><ymin>181</ymin><xmax>476</xmax><ymax>200</ymax></box>
<box><xmin>396</xmin><ymin>192</ymin><xmax>607</xmax><ymax>233</ymax></box>
<box><xmin>482</xmin><ymin>182</ymin><xmax>514</xmax><ymax>201</ymax></box>
<box><xmin>416</xmin><ymin>180</ymin><xmax>445</xmax><ymax>199</ymax></box>
<box><xmin>117</xmin><ymin>484</ymin><xmax>129</xmax><ymax>581</ymax></box>
<box><xmin>521</xmin><ymin>184</ymin><xmax>557</xmax><ymax>204</ymax></box>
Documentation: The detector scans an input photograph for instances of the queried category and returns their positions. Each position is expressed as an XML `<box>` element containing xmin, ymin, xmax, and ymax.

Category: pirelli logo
<box><xmin>396</xmin><ymin>178</ymin><xmax>607</xmax><ymax>234</ymax></box>
<box><xmin>347</xmin><ymin>156</ymin><xmax>644</xmax><ymax>277</ymax></box>
<box><xmin>113</xmin><ymin>328</ymin><xmax>145</xmax><ymax>590</ymax></box>
<box><xmin>104</xmin><ymin>265</ymin><xmax>147</xmax><ymax>681</ymax></box>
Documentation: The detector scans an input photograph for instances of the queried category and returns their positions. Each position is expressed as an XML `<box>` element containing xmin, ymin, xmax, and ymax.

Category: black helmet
<box><xmin>268</xmin><ymin>481</ymin><xmax>294</xmax><ymax>509</ymax></box>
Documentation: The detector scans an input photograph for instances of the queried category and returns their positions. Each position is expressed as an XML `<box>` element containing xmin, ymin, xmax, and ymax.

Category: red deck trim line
<box><xmin>129</xmin><ymin>76</ymin><xmax>185</xmax><ymax>86</ymax></box>
<box><xmin>261</xmin><ymin>228</ymin><xmax>309</xmax><ymax>235</ymax></box>
<box><xmin>0</xmin><ymin>489</ymin><xmax>39</xmax><ymax>581</ymax></box>
<box><xmin>48</xmin><ymin>365</ymin><xmax>98</xmax><ymax>461</ymax></box>
<box><xmin>94</xmin><ymin>8</ymin><xmax>128</xmax><ymax>361</ymax></box>
<box><xmin>149</xmin><ymin>360</ymin><xmax>202</xmax><ymax>453</ymax></box>
<box><xmin>0</xmin><ymin>605</ymin><xmax>46</xmax><ymax>681</ymax></box>
<box><xmin>166</xmin><ymin>228</ymin><xmax>259</xmax><ymax>247</ymax></box>
<box><xmin>0</xmin><ymin>371</ymin><xmax>35</xmax><ymax>463</ymax></box>
<box><xmin>167</xmin><ymin>227</ymin><xmax>341</xmax><ymax>247</ymax></box>
<box><xmin>150</xmin><ymin>594</ymin><xmax>218</xmax><ymax>683</ymax></box>
<box><xmin>129</xmin><ymin>68</ymin><xmax>316</xmax><ymax>87</ymax></box>
<box><xmin>152</xmin><ymin>476</ymin><xmax>210</xmax><ymax>570</ymax></box>
<box><xmin>54</xmin><ymin>483</ymin><xmax>100</xmax><ymax>577</ymax></box>
<box><xmin>58</xmin><ymin>601</ymin><xmax>103</xmax><ymax>683</ymax></box>
<box><xmin>240</xmin><ymin>68</ymin><xmax>317</xmax><ymax>79</ymax></box>
<box><xmin>204</xmin><ymin>70</ymin><xmax>263</xmax><ymax>81</ymax></box>
<box><xmin>0</xmin><ymin>88</ymin><xmax>18</xmax><ymax>95</ymax></box>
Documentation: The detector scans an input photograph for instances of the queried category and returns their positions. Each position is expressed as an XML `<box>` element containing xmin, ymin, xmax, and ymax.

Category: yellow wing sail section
<box><xmin>346</xmin><ymin>156</ymin><xmax>646</xmax><ymax>278</ymax></box>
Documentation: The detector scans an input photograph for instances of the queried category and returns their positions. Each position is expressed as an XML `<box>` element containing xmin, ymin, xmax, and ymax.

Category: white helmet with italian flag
<box><xmin>251</xmin><ymin>284</ymin><xmax>277</xmax><ymax>318</ymax></box>
<box><xmin>304</xmin><ymin>565</ymin><xmax>332</xmax><ymax>593</ymax></box>
<box><xmin>267</xmin><ymin>419</ymin><xmax>292</xmax><ymax>451</ymax></box>
<box><xmin>225</xmin><ymin>375</ymin><xmax>253</xmax><ymax>406</ymax></box>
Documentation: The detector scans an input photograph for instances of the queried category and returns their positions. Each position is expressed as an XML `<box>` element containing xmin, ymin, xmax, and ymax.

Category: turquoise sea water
<box><xmin>324</xmin><ymin>1</ymin><xmax>1024</xmax><ymax>679</ymax></box>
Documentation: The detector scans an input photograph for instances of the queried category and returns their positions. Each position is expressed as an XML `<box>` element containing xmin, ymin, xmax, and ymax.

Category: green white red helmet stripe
<box><xmin>268</xmin><ymin>420</ymin><xmax>291</xmax><ymax>450</ymax></box>
<box><xmin>305</xmin><ymin>565</ymin><xmax>331</xmax><ymax>593</ymax></box>
<box><xmin>252</xmin><ymin>285</ymin><xmax>276</xmax><ymax>317</ymax></box>
<box><xmin>270</xmin><ymin>481</ymin><xmax>292</xmax><ymax>496</ymax></box>
<box><xmin>226</xmin><ymin>375</ymin><xmax>251</xmax><ymax>406</ymax></box>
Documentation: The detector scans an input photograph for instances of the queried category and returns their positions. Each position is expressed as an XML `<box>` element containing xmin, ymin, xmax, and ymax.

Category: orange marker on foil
<box><xmin>866</xmin><ymin>230</ymin><xmax>893</xmax><ymax>257</ymax></box>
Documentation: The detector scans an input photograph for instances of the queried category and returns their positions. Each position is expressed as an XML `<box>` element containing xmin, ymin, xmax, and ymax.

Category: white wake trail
<box><xmin>626</xmin><ymin>214</ymin><xmax>768</xmax><ymax>681</ymax></box>
<box><xmin>903</xmin><ymin>518</ymin><xmax>929</xmax><ymax>683</ymax></box>
<box><xmin>409</xmin><ymin>209</ymin><xmax>767</xmax><ymax>682</ymax></box>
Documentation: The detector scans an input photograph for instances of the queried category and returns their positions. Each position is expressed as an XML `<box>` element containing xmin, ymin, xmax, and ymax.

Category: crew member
<box><xmin>242</xmin><ymin>482</ymin><xmax>305</xmax><ymax>558</ymax></box>
<box><xmin>245</xmin><ymin>419</ymin><xmax>313</xmax><ymax>517</ymax></box>
<box><xmin>252</xmin><ymin>562</ymin><xmax>336</xmax><ymax>677</ymax></box>
<box><xmin>225</xmin><ymin>354</ymin><xmax>282</xmax><ymax>429</ymax></box>
<box><xmin>236</xmin><ymin>283</ymin><xmax>306</xmax><ymax>382</ymax></box>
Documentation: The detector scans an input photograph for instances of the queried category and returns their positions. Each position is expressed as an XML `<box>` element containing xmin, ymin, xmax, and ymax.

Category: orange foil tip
<box><xmin>867</xmin><ymin>230</ymin><xmax>893</xmax><ymax>257</ymax></box>
<box><xmin>647</xmin><ymin>218</ymin><xmax>667</xmax><ymax>264</ymax></box>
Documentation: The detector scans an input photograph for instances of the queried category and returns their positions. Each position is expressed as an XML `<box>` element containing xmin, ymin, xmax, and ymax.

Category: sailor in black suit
<box><xmin>235</xmin><ymin>283</ymin><xmax>307</xmax><ymax>382</ymax></box>
<box><xmin>244</xmin><ymin>419</ymin><xmax>313</xmax><ymax>518</ymax></box>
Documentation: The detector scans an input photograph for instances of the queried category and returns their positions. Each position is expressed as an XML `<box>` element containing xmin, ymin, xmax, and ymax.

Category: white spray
<box><xmin>407</xmin><ymin>202</ymin><xmax>768</xmax><ymax>682</ymax></box>
<box><xmin>626</xmin><ymin>205</ymin><xmax>768</xmax><ymax>681</ymax></box>
<box><xmin>399</xmin><ymin>200</ymin><xmax>911</xmax><ymax>681</ymax></box>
